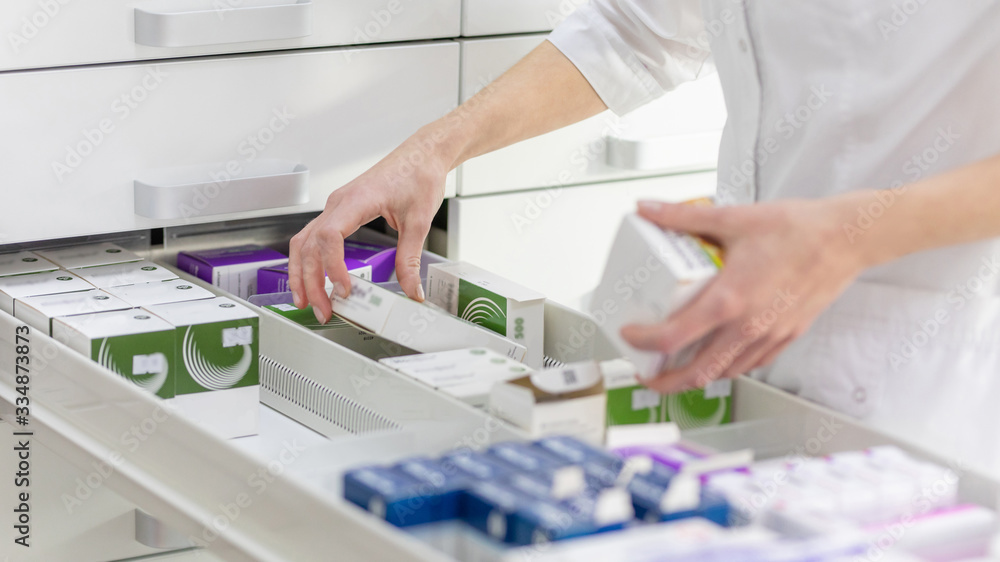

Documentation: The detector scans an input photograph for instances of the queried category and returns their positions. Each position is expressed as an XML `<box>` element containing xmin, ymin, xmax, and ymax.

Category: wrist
<box><xmin>832</xmin><ymin>188</ymin><xmax>915</xmax><ymax>269</ymax></box>
<box><xmin>411</xmin><ymin>115</ymin><xmax>476</xmax><ymax>174</ymax></box>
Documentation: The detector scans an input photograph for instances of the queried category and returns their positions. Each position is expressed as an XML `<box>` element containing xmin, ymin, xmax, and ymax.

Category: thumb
<box><xmin>636</xmin><ymin>200</ymin><xmax>735</xmax><ymax>239</ymax></box>
<box><xmin>394</xmin><ymin>219</ymin><xmax>431</xmax><ymax>302</ymax></box>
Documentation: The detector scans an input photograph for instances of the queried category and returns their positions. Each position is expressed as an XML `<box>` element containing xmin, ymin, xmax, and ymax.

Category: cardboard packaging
<box><xmin>602</xmin><ymin>359</ymin><xmax>732</xmax><ymax>429</ymax></box>
<box><xmin>489</xmin><ymin>361</ymin><xmax>607</xmax><ymax>444</ymax></box>
<box><xmin>264</xmin><ymin>302</ymin><xmax>416</xmax><ymax>361</ymax></box>
<box><xmin>379</xmin><ymin>348</ymin><xmax>531</xmax><ymax>408</ymax></box>
<box><xmin>343</xmin><ymin>240</ymin><xmax>397</xmax><ymax>283</ymax></box>
<box><xmin>0</xmin><ymin>270</ymin><xmax>93</xmax><ymax>315</ymax></box>
<box><xmin>426</xmin><ymin>262</ymin><xmax>545</xmax><ymax>368</ymax></box>
<box><xmin>72</xmin><ymin>260</ymin><xmax>178</xmax><ymax>289</ymax></box>
<box><xmin>256</xmin><ymin>262</ymin><xmax>372</xmax><ymax>295</ymax></box>
<box><xmin>331</xmin><ymin>275</ymin><xmax>527</xmax><ymax>362</ymax></box>
<box><xmin>53</xmin><ymin>309</ymin><xmax>177</xmax><ymax>399</ymax></box>
<box><xmin>15</xmin><ymin>289</ymin><xmax>133</xmax><ymax>335</ymax></box>
<box><xmin>0</xmin><ymin>251</ymin><xmax>58</xmax><ymax>277</ymax></box>
<box><xmin>176</xmin><ymin>244</ymin><xmax>287</xmax><ymax>299</ymax></box>
<box><xmin>146</xmin><ymin>297</ymin><xmax>259</xmax><ymax>438</ymax></box>
<box><xmin>38</xmin><ymin>242</ymin><xmax>141</xmax><ymax>269</ymax></box>
<box><xmin>590</xmin><ymin>212</ymin><xmax>722</xmax><ymax>379</ymax></box>
<box><xmin>106</xmin><ymin>278</ymin><xmax>216</xmax><ymax>307</ymax></box>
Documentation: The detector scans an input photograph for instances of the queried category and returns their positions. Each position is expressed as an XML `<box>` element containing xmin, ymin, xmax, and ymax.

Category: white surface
<box><xmin>457</xmin><ymin>35</ymin><xmax>726</xmax><ymax>196</ymax></box>
<box><xmin>134</xmin><ymin>0</ymin><xmax>313</xmax><ymax>48</ymax></box>
<box><xmin>0</xmin><ymin>0</ymin><xmax>460</xmax><ymax>71</ymax></box>
<box><xmin>448</xmin><ymin>172</ymin><xmax>716</xmax><ymax>310</ymax></box>
<box><xmin>0</xmin><ymin>42</ymin><xmax>459</xmax><ymax>245</ymax></box>
<box><xmin>462</xmin><ymin>0</ymin><xmax>586</xmax><ymax>36</ymax></box>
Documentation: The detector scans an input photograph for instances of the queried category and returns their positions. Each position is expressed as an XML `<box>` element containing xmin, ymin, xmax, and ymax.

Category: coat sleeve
<box><xmin>547</xmin><ymin>0</ymin><xmax>712</xmax><ymax>116</ymax></box>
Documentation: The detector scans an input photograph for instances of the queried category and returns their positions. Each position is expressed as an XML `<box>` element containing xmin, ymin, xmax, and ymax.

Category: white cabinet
<box><xmin>457</xmin><ymin>35</ymin><xmax>726</xmax><ymax>196</ymax></box>
<box><xmin>0</xmin><ymin>43</ymin><xmax>459</xmax><ymax>244</ymax></box>
<box><xmin>0</xmin><ymin>0</ymin><xmax>461</xmax><ymax>71</ymax></box>
<box><xmin>448</xmin><ymin>172</ymin><xmax>717</xmax><ymax>310</ymax></box>
<box><xmin>461</xmin><ymin>0</ymin><xmax>586</xmax><ymax>36</ymax></box>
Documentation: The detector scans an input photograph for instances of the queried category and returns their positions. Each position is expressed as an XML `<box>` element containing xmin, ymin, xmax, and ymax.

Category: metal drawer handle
<box><xmin>134</xmin><ymin>159</ymin><xmax>310</xmax><ymax>220</ymax></box>
<box><xmin>134</xmin><ymin>0</ymin><xmax>313</xmax><ymax>48</ymax></box>
<box><xmin>605</xmin><ymin>131</ymin><xmax>722</xmax><ymax>172</ymax></box>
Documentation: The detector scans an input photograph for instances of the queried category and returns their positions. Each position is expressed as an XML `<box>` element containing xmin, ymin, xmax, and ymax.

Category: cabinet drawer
<box><xmin>0</xmin><ymin>42</ymin><xmax>459</xmax><ymax>245</ymax></box>
<box><xmin>0</xmin><ymin>0</ymin><xmax>460</xmax><ymax>71</ymax></box>
<box><xmin>461</xmin><ymin>0</ymin><xmax>585</xmax><ymax>36</ymax></box>
<box><xmin>447</xmin><ymin>173</ymin><xmax>717</xmax><ymax>310</ymax></box>
<box><xmin>457</xmin><ymin>35</ymin><xmax>726</xmax><ymax>196</ymax></box>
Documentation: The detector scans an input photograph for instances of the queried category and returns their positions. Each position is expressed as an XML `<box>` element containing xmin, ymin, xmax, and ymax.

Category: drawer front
<box><xmin>0</xmin><ymin>42</ymin><xmax>459</xmax><ymax>245</ymax></box>
<box><xmin>457</xmin><ymin>35</ymin><xmax>726</xmax><ymax>197</ymax></box>
<box><xmin>447</xmin><ymin>173</ymin><xmax>717</xmax><ymax>309</ymax></box>
<box><xmin>462</xmin><ymin>0</ymin><xmax>585</xmax><ymax>36</ymax></box>
<box><xmin>0</xmin><ymin>0</ymin><xmax>461</xmax><ymax>71</ymax></box>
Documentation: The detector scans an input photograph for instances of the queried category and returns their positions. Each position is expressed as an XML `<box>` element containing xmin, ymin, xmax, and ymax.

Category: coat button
<box><xmin>738</xmin><ymin>38</ymin><xmax>748</xmax><ymax>53</ymax></box>
<box><xmin>853</xmin><ymin>387</ymin><xmax>867</xmax><ymax>404</ymax></box>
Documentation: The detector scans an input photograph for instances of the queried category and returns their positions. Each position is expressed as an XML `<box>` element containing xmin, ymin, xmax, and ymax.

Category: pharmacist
<box><xmin>288</xmin><ymin>1</ymin><xmax>1000</xmax><ymax>470</ymax></box>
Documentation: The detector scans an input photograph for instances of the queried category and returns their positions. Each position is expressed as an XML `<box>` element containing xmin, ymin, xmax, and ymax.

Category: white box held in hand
<box><xmin>37</xmin><ymin>242</ymin><xmax>141</xmax><ymax>269</ymax></box>
<box><xmin>426</xmin><ymin>262</ymin><xmax>545</xmax><ymax>369</ymax></box>
<box><xmin>0</xmin><ymin>251</ymin><xmax>58</xmax><ymax>277</ymax></box>
<box><xmin>332</xmin><ymin>275</ymin><xmax>527</xmax><ymax>362</ymax></box>
<box><xmin>146</xmin><ymin>297</ymin><xmax>259</xmax><ymax>439</ymax></box>
<box><xmin>489</xmin><ymin>360</ymin><xmax>607</xmax><ymax>444</ymax></box>
<box><xmin>590</xmin><ymin>212</ymin><xmax>722</xmax><ymax>379</ymax></box>
<box><xmin>15</xmin><ymin>289</ymin><xmax>132</xmax><ymax>335</ymax></box>
<box><xmin>0</xmin><ymin>270</ymin><xmax>93</xmax><ymax>315</ymax></box>
<box><xmin>379</xmin><ymin>347</ymin><xmax>532</xmax><ymax>408</ymax></box>
<box><xmin>72</xmin><ymin>260</ymin><xmax>178</xmax><ymax>288</ymax></box>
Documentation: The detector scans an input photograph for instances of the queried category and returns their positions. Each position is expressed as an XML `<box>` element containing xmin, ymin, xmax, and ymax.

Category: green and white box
<box><xmin>37</xmin><ymin>242</ymin><xmax>141</xmax><ymax>269</ymax></box>
<box><xmin>332</xmin><ymin>275</ymin><xmax>527</xmax><ymax>362</ymax></box>
<box><xmin>53</xmin><ymin>309</ymin><xmax>176</xmax><ymax>399</ymax></box>
<box><xmin>264</xmin><ymin>303</ymin><xmax>416</xmax><ymax>361</ymax></box>
<box><xmin>0</xmin><ymin>270</ymin><xmax>93</xmax><ymax>315</ymax></box>
<box><xmin>0</xmin><ymin>251</ymin><xmax>58</xmax><ymax>277</ymax></box>
<box><xmin>603</xmin><ymin>365</ymin><xmax>732</xmax><ymax>429</ymax></box>
<box><xmin>426</xmin><ymin>262</ymin><xmax>545</xmax><ymax>369</ymax></box>
<box><xmin>15</xmin><ymin>289</ymin><xmax>133</xmax><ymax>335</ymax></box>
<box><xmin>73</xmin><ymin>260</ymin><xmax>178</xmax><ymax>288</ymax></box>
<box><xmin>146</xmin><ymin>297</ymin><xmax>259</xmax><ymax>439</ymax></box>
<box><xmin>380</xmin><ymin>348</ymin><xmax>532</xmax><ymax>408</ymax></box>
<box><xmin>107</xmin><ymin>278</ymin><xmax>215</xmax><ymax>307</ymax></box>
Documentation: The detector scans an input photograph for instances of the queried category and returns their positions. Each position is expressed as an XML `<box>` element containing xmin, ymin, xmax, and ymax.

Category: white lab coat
<box><xmin>550</xmin><ymin>0</ymin><xmax>1000</xmax><ymax>471</ymax></box>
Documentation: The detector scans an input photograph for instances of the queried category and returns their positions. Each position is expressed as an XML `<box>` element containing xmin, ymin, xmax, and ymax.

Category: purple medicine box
<box><xmin>256</xmin><ymin>240</ymin><xmax>397</xmax><ymax>294</ymax></box>
<box><xmin>176</xmin><ymin>244</ymin><xmax>287</xmax><ymax>299</ymax></box>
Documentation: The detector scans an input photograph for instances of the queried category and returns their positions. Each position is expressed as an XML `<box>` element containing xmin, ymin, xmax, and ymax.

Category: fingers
<box><xmin>394</xmin><ymin>215</ymin><xmax>432</xmax><ymax>302</ymax></box>
<box><xmin>643</xmin><ymin>325</ymin><xmax>744</xmax><ymax>393</ymax></box>
<box><xmin>636</xmin><ymin>200</ymin><xmax>737</xmax><ymax>239</ymax></box>
<box><xmin>750</xmin><ymin>334</ymin><xmax>796</xmax><ymax>371</ymax></box>
<box><xmin>621</xmin><ymin>278</ymin><xmax>743</xmax><ymax>356</ymax></box>
<box><xmin>288</xmin><ymin>221</ymin><xmax>312</xmax><ymax>309</ymax></box>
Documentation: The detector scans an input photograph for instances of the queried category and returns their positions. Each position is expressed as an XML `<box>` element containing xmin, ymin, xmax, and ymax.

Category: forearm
<box><xmin>838</xmin><ymin>153</ymin><xmax>1000</xmax><ymax>267</ymax></box>
<box><xmin>414</xmin><ymin>40</ymin><xmax>607</xmax><ymax>172</ymax></box>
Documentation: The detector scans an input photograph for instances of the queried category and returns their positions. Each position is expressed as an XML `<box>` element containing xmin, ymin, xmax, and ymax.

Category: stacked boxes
<box><xmin>0</xmin><ymin>251</ymin><xmax>58</xmax><ymax>277</ymax></box>
<box><xmin>15</xmin><ymin>289</ymin><xmax>132</xmax><ymax>335</ymax></box>
<box><xmin>146</xmin><ymin>297</ymin><xmax>259</xmax><ymax>438</ymax></box>
<box><xmin>427</xmin><ymin>262</ymin><xmax>545</xmax><ymax>368</ymax></box>
<box><xmin>0</xmin><ymin>270</ymin><xmax>93</xmax><ymax>314</ymax></box>
<box><xmin>53</xmin><ymin>309</ymin><xmax>177</xmax><ymax>399</ymax></box>
<box><xmin>72</xmin><ymin>260</ymin><xmax>178</xmax><ymax>288</ymax></box>
<box><xmin>379</xmin><ymin>348</ymin><xmax>531</xmax><ymax>408</ymax></box>
<box><xmin>106</xmin><ymin>278</ymin><xmax>215</xmax><ymax>307</ymax></box>
<box><xmin>177</xmin><ymin>244</ymin><xmax>287</xmax><ymax>299</ymax></box>
<box><xmin>37</xmin><ymin>242</ymin><xmax>141</xmax><ymax>269</ymax></box>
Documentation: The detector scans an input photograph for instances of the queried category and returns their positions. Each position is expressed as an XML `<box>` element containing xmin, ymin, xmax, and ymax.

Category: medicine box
<box><xmin>15</xmin><ymin>289</ymin><xmax>132</xmax><ymax>335</ymax></box>
<box><xmin>0</xmin><ymin>270</ymin><xmax>93</xmax><ymax>315</ymax></box>
<box><xmin>38</xmin><ymin>242</ymin><xmax>141</xmax><ymax>269</ymax></box>
<box><xmin>177</xmin><ymin>244</ymin><xmax>287</xmax><ymax>299</ymax></box>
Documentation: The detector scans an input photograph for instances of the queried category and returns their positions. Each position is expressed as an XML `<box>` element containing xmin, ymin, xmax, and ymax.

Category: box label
<box><xmin>92</xmin><ymin>332</ymin><xmax>175</xmax><ymax>399</ymax></box>
<box><xmin>176</xmin><ymin>319</ymin><xmax>259</xmax><ymax>395</ymax></box>
<box><xmin>458</xmin><ymin>279</ymin><xmax>508</xmax><ymax>337</ymax></box>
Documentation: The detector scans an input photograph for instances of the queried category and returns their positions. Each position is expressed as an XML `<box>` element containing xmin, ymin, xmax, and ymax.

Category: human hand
<box><xmin>621</xmin><ymin>196</ymin><xmax>868</xmax><ymax>393</ymax></box>
<box><xmin>288</xmin><ymin>130</ymin><xmax>449</xmax><ymax>324</ymax></box>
